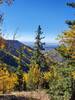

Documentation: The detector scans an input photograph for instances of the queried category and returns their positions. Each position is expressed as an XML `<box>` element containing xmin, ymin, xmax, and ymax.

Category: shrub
<box><xmin>0</xmin><ymin>67</ymin><xmax>18</xmax><ymax>93</ymax></box>
<box><xmin>48</xmin><ymin>65</ymin><xmax>73</xmax><ymax>100</ymax></box>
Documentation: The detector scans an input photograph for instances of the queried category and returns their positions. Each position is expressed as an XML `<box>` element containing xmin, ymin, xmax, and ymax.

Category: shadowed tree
<box><xmin>15</xmin><ymin>46</ymin><xmax>27</xmax><ymax>91</ymax></box>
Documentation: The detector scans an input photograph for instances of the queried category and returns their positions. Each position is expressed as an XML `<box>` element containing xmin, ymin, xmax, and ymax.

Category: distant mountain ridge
<box><xmin>23</xmin><ymin>42</ymin><xmax>59</xmax><ymax>51</ymax></box>
<box><xmin>6</xmin><ymin>40</ymin><xmax>33</xmax><ymax>57</ymax></box>
<box><xmin>6</xmin><ymin>40</ymin><xmax>32</xmax><ymax>51</ymax></box>
<box><xmin>0</xmin><ymin>39</ymin><xmax>64</xmax><ymax>72</ymax></box>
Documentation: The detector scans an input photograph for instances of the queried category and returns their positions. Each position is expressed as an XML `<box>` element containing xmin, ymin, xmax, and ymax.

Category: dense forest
<box><xmin>0</xmin><ymin>0</ymin><xmax>75</xmax><ymax>100</ymax></box>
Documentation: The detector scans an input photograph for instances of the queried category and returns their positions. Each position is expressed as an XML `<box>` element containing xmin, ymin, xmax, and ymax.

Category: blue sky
<box><xmin>0</xmin><ymin>0</ymin><xmax>75</xmax><ymax>43</ymax></box>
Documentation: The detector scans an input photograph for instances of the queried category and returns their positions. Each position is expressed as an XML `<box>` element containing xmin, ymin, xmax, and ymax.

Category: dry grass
<box><xmin>0</xmin><ymin>90</ymin><xmax>50</xmax><ymax>100</ymax></box>
<box><xmin>11</xmin><ymin>90</ymin><xmax>50</xmax><ymax>100</ymax></box>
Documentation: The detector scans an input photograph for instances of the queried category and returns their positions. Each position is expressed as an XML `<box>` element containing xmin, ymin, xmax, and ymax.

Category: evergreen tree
<box><xmin>29</xmin><ymin>25</ymin><xmax>49</xmax><ymax>89</ymax></box>
<box><xmin>66</xmin><ymin>2</ymin><xmax>75</xmax><ymax>27</ymax></box>
<box><xmin>31</xmin><ymin>25</ymin><xmax>47</xmax><ymax>71</ymax></box>
<box><xmin>15</xmin><ymin>46</ymin><xmax>26</xmax><ymax>91</ymax></box>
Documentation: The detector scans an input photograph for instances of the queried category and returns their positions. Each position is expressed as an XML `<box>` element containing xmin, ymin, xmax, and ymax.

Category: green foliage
<box><xmin>56</xmin><ymin>44</ymin><xmax>69</xmax><ymax>57</ymax></box>
<box><xmin>48</xmin><ymin>64</ymin><xmax>73</xmax><ymax>100</ymax></box>
<box><xmin>31</xmin><ymin>25</ymin><xmax>47</xmax><ymax>71</ymax></box>
<box><xmin>29</xmin><ymin>25</ymin><xmax>49</xmax><ymax>90</ymax></box>
<box><xmin>15</xmin><ymin>46</ymin><xmax>26</xmax><ymax>91</ymax></box>
<box><xmin>49</xmin><ymin>77</ymin><xmax>72</xmax><ymax>100</ymax></box>
<box><xmin>31</xmin><ymin>2</ymin><xmax>75</xmax><ymax>98</ymax></box>
<box><xmin>15</xmin><ymin>66</ymin><xmax>24</xmax><ymax>91</ymax></box>
<box><xmin>57</xmin><ymin>2</ymin><xmax>75</xmax><ymax>66</ymax></box>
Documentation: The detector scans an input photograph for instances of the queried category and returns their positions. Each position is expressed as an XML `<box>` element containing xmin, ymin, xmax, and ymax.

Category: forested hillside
<box><xmin>0</xmin><ymin>0</ymin><xmax>75</xmax><ymax>100</ymax></box>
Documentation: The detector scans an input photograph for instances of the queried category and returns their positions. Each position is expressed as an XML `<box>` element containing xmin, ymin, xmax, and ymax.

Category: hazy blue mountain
<box><xmin>45</xmin><ymin>49</ymin><xmax>64</xmax><ymax>63</ymax></box>
<box><xmin>23</xmin><ymin>42</ymin><xmax>59</xmax><ymax>51</ymax></box>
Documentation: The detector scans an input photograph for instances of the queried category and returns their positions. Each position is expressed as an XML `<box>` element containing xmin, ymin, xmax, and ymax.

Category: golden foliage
<box><xmin>43</xmin><ymin>72</ymin><xmax>52</xmax><ymax>81</ymax></box>
<box><xmin>0</xmin><ymin>67</ymin><xmax>18</xmax><ymax>93</ymax></box>
<box><xmin>58</xmin><ymin>25</ymin><xmax>75</xmax><ymax>63</ymax></box>
<box><xmin>71</xmin><ymin>71</ymin><xmax>75</xmax><ymax>79</ymax></box>
<box><xmin>0</xmin><ymin>36</ymin><xmax>6</xmax><ymax>49</ymax></box>
<box><xmin>27</xmin><ymin>64</ymin><xmax>41</xmax><ymax>84</ymax></box>
<box><xmin>23</xmin><ymin>73</ymin><xmax>29</xmax><ymax>83</ymax></box>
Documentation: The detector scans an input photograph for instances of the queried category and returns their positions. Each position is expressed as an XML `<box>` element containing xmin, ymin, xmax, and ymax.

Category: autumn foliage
<box><xmin>0</xmin><ymin>65</ymin><xmax>17</xmax><ymax>93</ymax></box>
<box><xmin>0</xmin><ymin>36</ymin><xmax>6</xmax><ymax>49</ymax></box>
